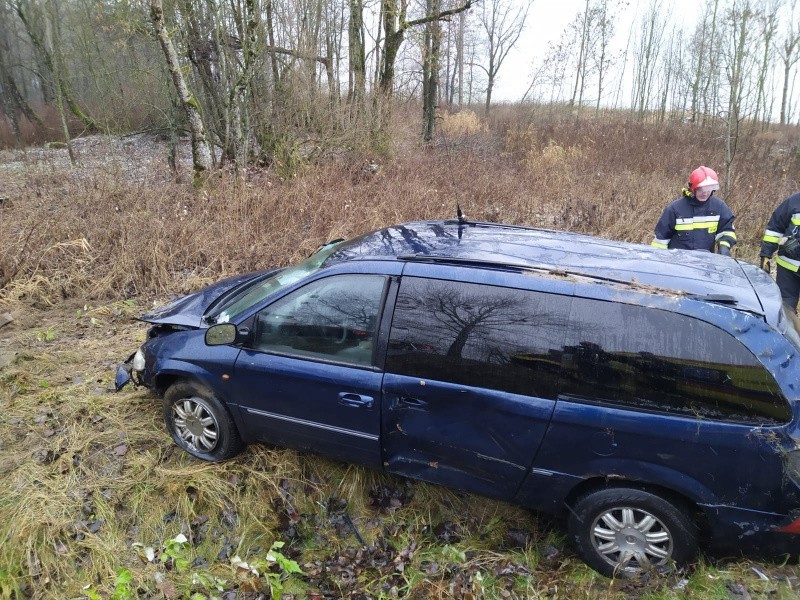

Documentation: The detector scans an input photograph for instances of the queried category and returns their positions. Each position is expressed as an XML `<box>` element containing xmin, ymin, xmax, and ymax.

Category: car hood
<box><xmin>137</xmin><ymin>269</ymin><xmax>278</xmax><ymax>327</ymax></box>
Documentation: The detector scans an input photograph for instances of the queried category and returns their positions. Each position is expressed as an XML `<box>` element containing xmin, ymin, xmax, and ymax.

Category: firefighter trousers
<box><xmin>776</xmin><ymin>264</ymin><xmax>800</xmax><ymax>313</ymax></box>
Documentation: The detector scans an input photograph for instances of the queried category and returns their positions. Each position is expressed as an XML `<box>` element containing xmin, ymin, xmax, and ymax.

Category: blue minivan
<box><xmin>117</xmin><ymin>219</ymin><xmax>800</xmax><ymax>577</ymax></box>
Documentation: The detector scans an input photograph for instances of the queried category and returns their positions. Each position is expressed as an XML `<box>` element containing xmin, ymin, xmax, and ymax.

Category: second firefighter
<box><xmin>652</xmin><ymin>166</ymin><xmax>736</xmax><ymax>254</ymax></box>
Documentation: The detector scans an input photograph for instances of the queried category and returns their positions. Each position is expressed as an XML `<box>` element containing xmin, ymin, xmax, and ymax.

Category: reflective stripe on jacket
<box><xmin>760</xmin><ymin>192</ymin><xmax>800</xmax><ymax>272</ymax></box>
<box><xmin>651</xmin><ymin>194</ymin><xmax>736</xmax><ymax>252</ymax></box>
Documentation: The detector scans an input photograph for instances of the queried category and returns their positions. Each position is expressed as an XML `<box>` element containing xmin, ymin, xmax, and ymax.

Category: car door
<box><xmin>381</xmin><ymin>273</ymin><xmax>572</xmax><ymax>500</ymax></box>
<box><xmin>230</xmin><ymin>273</ymin><xmax>389</xmax><ymax>469</ymax></box>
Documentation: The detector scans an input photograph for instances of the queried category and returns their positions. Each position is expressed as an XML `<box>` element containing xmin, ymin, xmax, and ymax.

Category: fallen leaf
<box><xmin>157</xmin><ymin>578</ymin><xmax>179</xmax><ymax>600</ymax></box>
<box><xmin>54</xmin><ymin>540</ymin><xmax>69</xmax><ymax>555</ymax></box>
<box><xmin>87</xmin><ymin>520</ymin><xmax>103</xmax><ymax>534</ymax></box>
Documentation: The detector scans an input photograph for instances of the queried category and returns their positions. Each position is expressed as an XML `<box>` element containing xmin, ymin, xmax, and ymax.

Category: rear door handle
<box><xmin>398</xmin><ymin>396</ymin><xmax>427</xmax><ymax>409</ymax></box>
<box><xmin>338</xmin><ymin>392</ymin><xmax>374</xmax><ymax>409</ymax></box>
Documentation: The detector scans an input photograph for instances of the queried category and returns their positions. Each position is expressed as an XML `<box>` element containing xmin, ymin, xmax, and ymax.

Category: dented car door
<box><xmin>381</xmin><ymin>274</ymin><xmax>572</xmax><ymax>499</ymax></box>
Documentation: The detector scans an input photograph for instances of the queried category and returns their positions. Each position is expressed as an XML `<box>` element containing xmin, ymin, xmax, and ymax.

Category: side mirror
<box><xmin>205</xmin><ymin>323</ymin><xmax>237</xmax><ymax>346</ymax></box>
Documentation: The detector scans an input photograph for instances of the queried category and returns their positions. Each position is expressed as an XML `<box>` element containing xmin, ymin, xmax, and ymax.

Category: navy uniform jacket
<box><xmin>760</xmin><ymin>192</ymin><xmax>800</xmax><ymax>272</ymax></box>
<box><xmin>651</xmin><ymin>193</ymin><xmax>736</xmax><ymax>252</ymax></box>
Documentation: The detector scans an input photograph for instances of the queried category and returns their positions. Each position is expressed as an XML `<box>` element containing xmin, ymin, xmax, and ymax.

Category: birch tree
<box><xmin>150</xmin><ymin>0</ymin><xmax>213</xmax><ymax>179</ymax></box>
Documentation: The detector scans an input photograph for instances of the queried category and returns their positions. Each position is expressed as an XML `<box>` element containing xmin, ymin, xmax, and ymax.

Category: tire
<box><xmin>163</xmin><ymin>381</ymin><xmax>244</xmax><ymax>461</ymax></box>
<box><xmin>568</xmin><ymin>487</ymin><xmax>697</xmax><ymax>578</ymax></box>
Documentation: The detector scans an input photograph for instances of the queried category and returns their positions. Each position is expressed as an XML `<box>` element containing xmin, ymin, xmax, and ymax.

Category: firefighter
<box><xmin>759</xmin><ymin>192</ymin><xmax>800</xmax><ymax>311</ymax></box>
<box><xmin>651</xmin><ymin>166</ymin><xmax>736</xmax><ymax>255</ymax></box>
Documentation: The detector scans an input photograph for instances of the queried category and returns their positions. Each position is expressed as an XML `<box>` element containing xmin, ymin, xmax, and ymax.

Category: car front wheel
<box><xmin>163</xmin><ymin>382</ymin><xmax>243</xmax><ymax>461</ymax></box>
<box><xmin>568</xmin><ymin>487</ymin><xmax>697</xmax><ymax>578</ymax></box>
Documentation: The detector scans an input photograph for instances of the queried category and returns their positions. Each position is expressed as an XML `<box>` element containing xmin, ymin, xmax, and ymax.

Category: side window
<box><xmin>386</xmin><ymin>277</ymin><xmax>571</xmax><ymax>398</ymax></box>
<box><xmin>251</xmin><ymin>274</ymin><xmax>386</xmax><ymax>367</ymax></box>
<box><xmin>561</xmin><ymin>298</ymin><xmax>791</xmax><ymax>424</ymax></box>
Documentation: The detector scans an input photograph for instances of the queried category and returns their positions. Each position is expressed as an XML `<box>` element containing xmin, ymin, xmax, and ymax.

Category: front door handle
<box><xmin>338</xmin><ymin>392</ymin><xmax>374</xmax><ymax>408</ymax></box>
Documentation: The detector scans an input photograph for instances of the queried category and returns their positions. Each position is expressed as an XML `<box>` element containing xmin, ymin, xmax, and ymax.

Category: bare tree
<box><xmin>631</xmin><ymin>1</ymin><xmax>665</xmax><ymax>119</ymax></box>
<box><xmin>684</xmin><ymin>0</ymin><xmax>724</xmax><ymax>125</ymax></box>
<box><xmin>569</xmin><ymin>0</ymin><xmax>591</xmax><ymax>107</ymax></box>
<box><xmin>13</xmin><ymin>0</ymin><xmax>97</xmax><ymax>131</ymax></box>
<box><xmin>348</xmin><ymin>0</ymin><xmax>367</xmax><ymax>105</ymax></box>
<box><xmin>44</xmin><ymin>0</ymin><xmax>75</xmax><ymax>164</ymax></box>
<box><xmin>421</xmin><ymin>0</ymin><xmax>441</xmax><ymax>141</ymax></box>
<box><xmin>753</xmin><ymin>0</ymin><xmax>779</xmax><ymax>126</ymax></box>
<box><xmin>378</xmin><ymin>0</ymin><xmax>475</xmax><ymax>131</ymax></box>
<box><xmin>778</xmin><ymin>0</ymin><xmax>800</xmax><ymax>124</ymax></box>
<box><xmin>475</xmin><ymin>0</ymin><xmax>531</xmax><ymax>115</ymax></box>
<box><xmin>720</xmin><ymin>0</ymin><xmax>758</xmax><ymax>193</ymax></box>
<box><xmin>591</xmin><ymin>0</ymin><xmax>619</xmax><ymax>112</ymax></box>
<box><xmin>0</xmin><ymin>2</ymin><xmax>42</xmax><ymax>137</ymax></box>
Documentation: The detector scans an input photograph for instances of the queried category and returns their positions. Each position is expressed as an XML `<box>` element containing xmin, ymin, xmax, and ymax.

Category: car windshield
<box><xmin>778</xmin><ymin>304</ymin><xmax>800</xmax><ymax>353</ymax></box>
<box><xmin>209</xmin><ymin>240</ymin><xmax>345</xmax><ymax>323</ymax></box>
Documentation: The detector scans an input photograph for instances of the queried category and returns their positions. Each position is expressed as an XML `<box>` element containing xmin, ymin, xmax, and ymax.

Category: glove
<box><xmin>717</xmin><ymin>243</ymin><xmax>731</xmax><ymax>256</ymax></box>
<box><xmin>783</xmin><ymin>236</ymin><xmax>800</xmax><ymax>260</ymax></box>
<box><xmin>760</xmin><ymin>256</ymin><xmax>771</xmax><ymax>273</ymax></box>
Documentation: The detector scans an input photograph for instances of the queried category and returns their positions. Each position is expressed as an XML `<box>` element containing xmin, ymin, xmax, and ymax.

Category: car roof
<box><xmin>328</xmin><ymin>219</ymin><xmax>774</xmax><ymax>319</ymax></box>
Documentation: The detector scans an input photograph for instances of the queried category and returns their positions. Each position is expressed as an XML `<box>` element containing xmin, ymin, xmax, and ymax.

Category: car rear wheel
<box><xmin>568</xmin><ymin>487</ymin><xmax>697</xmax><ymax>578</ymax></box>
<box><xmin>163</xmin><ymin>382</ymin><xmax>243</xmax><ymax>461</ymax></box>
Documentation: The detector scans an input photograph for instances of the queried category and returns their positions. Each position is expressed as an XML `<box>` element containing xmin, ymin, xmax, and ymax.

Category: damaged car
<box><xmin>117</xmin><ymin>218</ymin><xmax>800</xmax><ymax>577</ymax></box>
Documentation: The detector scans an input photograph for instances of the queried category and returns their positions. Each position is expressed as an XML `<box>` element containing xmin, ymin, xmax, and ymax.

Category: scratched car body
<box><xmin>117</xmin><ymin>219</ymin><xmax>800</xmax><ymax>577</ymax></box>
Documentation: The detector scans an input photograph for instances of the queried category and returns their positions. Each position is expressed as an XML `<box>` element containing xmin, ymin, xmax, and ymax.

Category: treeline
<box><xmin>0</xmin><ymin>0</ymin><xmax>799</xmax><ymax>174</ymax></box>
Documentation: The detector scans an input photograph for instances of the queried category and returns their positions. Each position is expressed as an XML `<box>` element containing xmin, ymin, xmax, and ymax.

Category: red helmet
<box><xmin>688</xmin><ymin>166</ymin><xmax>720</xmax><ymax>193</ymax></box>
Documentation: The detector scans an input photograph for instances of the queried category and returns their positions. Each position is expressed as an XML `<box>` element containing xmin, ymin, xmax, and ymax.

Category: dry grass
<box><xmin>3</xmin><ymin>106</ymin><xmax>798</xmax><ymax>310</ymax></box>
<box><xmin>1</xmin><ymin>105</ymin><xmax>800</xmax><ymax>598</ymax></box>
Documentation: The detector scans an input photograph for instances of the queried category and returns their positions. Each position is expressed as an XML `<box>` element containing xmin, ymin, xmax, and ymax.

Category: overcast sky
<box><xmin>493</xmin><ymin>0</ymin><xmax>697</xmax><ymax>102</ymax></box>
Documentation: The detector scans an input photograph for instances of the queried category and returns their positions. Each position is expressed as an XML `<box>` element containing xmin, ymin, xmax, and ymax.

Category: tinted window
<box><xmin>250</xmin><ymin>274</ymin><xmax>386</xmax><ymax>366</ymax></box>
<box><xmin>561</xmin><ymin>298</ymin><xmax>790</xmax><ymax>424</ymax></box>
<box><xmin>386</xmin><ymin>277</ymin><xmax>570</xmax><ymax>398</ymax></box>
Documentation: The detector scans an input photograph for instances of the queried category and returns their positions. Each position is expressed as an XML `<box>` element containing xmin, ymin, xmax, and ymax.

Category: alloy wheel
<box><xmin>172</xmin><ymin>396</ymin><xmax>220</xmax><ymax>453</ymax></box>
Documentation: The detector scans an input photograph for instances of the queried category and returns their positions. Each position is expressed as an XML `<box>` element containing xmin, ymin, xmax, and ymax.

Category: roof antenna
<box><xmin>456</xmin><ymin>203</ymin><xmax>467</xmax><ymax>224</ymax></box>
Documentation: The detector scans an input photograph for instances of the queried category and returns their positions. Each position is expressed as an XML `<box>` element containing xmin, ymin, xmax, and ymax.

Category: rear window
<box><xmin>560</xmin><ymin>299</ymin><xmax>791</xmax><ymax>425</ymax></box>
<box><xmin>386</xmin><ymin>277</ymin><xmax>570</xmax><ymax>398</ymax></box>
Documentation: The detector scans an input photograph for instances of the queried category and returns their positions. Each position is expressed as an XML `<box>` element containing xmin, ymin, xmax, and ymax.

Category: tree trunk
<box><xmin>348</xmin><ymin>0</ymin><xmax>366</xmax><ymax>105</ymax></box>
<box><xmin>570</xmin><ymin>0</ymin><xmax>590</xmax><ymax>108</ymax></box>
<box><xmin>150</xmin><ymin>0</ymin><xmax>213</xmax><ymax>181</ymax></box>
<box><xmin>14</xmin><ymin>0</ymin><xmax>97</xmax><ymax>131</ymax></box>
<box><xmin>379</xmin><ymin>0</ymin><xmax>473</xmax><ymax>133</ymax></box>
<box><xmin>422</xmin><ymin>0</ymin><xmax>441</xmax><ymax>141</ymax></box>
<box><xmin>45</xmin><ymin>1</ymin><xmax>75</xmax><ymax>165</ymax></box>
<box><xmin>457</xmin><ymin>12</ymin><xmax>465</xmax><ymax>107</ymax></box>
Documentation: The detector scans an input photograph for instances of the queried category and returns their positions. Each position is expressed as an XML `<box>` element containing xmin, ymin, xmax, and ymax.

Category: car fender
<box><xmin>570</xmin><ymin>456</ymin><xmax>719</xmax><ymax>506</ymax></box>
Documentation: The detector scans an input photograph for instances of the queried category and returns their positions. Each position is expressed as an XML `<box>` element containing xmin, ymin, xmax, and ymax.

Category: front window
<box><xmin>250</xmin><ymin>274</ymin><xmax>386</xmax><ymax>367</ymax></box>
<box><xmin>210</xmin><ymin>241</ymin><xmax>345</xmax><ymax>323</ymax></box>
